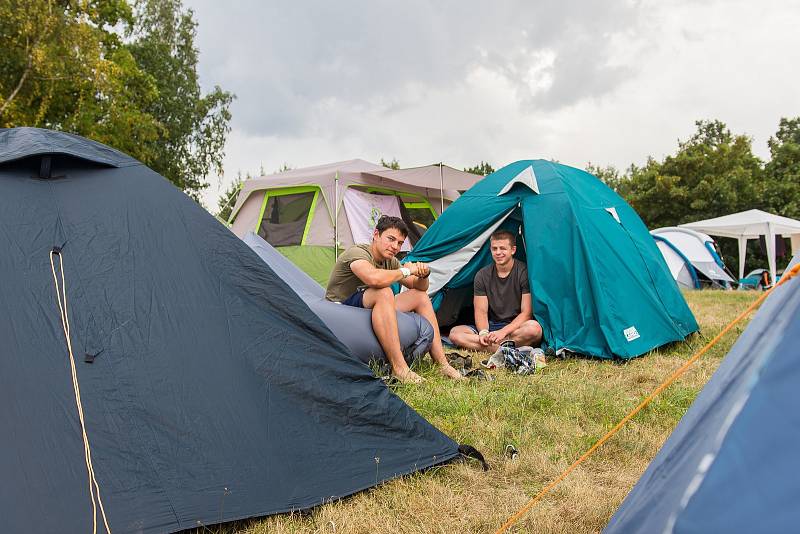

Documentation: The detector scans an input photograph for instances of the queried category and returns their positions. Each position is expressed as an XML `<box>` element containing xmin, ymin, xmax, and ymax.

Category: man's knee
<box><xmin>516</xmin><ymin>320</ymin><xmax>542</xmax><ymax>342</ymax></box>
<box><xmin>365</xmin><ymin>287</ymin><xmax>395</xmax><ymax>307</ymax></box>
<box><xmin>407</xmin><ymin>288</ymin><xmax>432</xmax><ymax>307</ymax></box>
<box><xmin>448</xmin><ymin>327</ymin><xmax>465</xmax><ymax>344</ymax></box>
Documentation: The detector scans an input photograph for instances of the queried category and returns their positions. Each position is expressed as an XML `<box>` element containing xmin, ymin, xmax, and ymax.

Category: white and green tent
<box><xmin>229</xmin><ymin>159</ymin><xmax>481</xmax><ymax>284</ymax></box>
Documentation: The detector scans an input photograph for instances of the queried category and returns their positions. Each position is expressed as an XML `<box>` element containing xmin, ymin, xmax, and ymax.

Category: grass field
<box><xmin>212</xmin><ymin>290</ymin><xmax>760</xmax><ymax>534</ymax></box>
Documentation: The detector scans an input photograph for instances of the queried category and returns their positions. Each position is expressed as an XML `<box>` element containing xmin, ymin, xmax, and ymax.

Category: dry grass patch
<box><xmin>203</xmin><ymin>290</ymin><xmax>760</xmax><ymax>534</ymax></box>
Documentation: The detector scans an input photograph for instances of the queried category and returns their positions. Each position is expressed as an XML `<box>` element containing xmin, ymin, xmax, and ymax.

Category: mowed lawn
<box><xmin>216</xmin><ymin>290</ymin><xmax>760</xmax><ymax>534</ymax></box>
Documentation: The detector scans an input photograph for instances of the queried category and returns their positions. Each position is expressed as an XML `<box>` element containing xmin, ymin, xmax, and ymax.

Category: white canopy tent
<box><xmin>680</xmin><ymin>209</ymin><xmax>800</xmax><ymax>284</ymax></box>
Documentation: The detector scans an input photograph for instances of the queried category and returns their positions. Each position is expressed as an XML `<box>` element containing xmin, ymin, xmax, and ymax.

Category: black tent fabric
<box><xmin>0</xmin><ymin>128</ymin><xmax>459</xmax><ymax>533</ymax></box>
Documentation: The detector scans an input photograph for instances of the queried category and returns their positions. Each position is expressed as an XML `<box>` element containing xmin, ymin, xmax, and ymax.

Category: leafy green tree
<box><xmin>623</xmin><ymin>120</ymin><xmax>762</xmax><ymax>229</ymax></box>
<box><xmin>0</xmin><ymin>0</ymin><xmax>233</xmax><ymax>200</ymax></box>
<box><xmin>127</xmin><ymin>0</ymin><xmax>233</xmax><ymax>199</ymax></box>
<box><xmin>464</xmin><ymin>161</ymin><xmax>495</xmax><ymax>176</ymax></box>
<box><xmin>0</xmin><ymin>0</ymin><xmax>161</xmax><ymax>156</ymax></box>
<box><xmin>763</xmin><ymin>117</ymin><xmax>800</xmax><ymax>218</ymax></box>
<box><xmin>380</xmin><ymin>157</ymin><xmax>400</xmax><ymax>170</ymax></box>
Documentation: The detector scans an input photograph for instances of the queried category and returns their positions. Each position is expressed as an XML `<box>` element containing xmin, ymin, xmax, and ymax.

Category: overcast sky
<box><xmin>184</xmin><ymin>0</ymin><xmax>800</xmax><ymax>209</ymax></box>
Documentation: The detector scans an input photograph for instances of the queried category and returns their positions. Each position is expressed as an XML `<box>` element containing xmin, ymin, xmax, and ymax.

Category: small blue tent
<box><xmin>406</xmin><ymin>160</ymin><xmax>698</xmax><ymax>359</ymax></box>
<box><xmin>605</xmin><ymin>257</ymin><xmax>800</xmax><ymax>533</ymax></box>
<box><xmin>0</xmin><ymin>128</ymin><xmax>460</xmax><ymax>533</ymax></box>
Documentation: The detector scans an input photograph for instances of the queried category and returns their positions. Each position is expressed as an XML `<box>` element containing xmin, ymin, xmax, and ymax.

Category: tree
<box><xmin>127</xmin><ymin>0</ymin><xmax>233</xmax><ymax>200</ymax></box>
<box><xmin>763</xmin><ymin>117</ymin><xmax>800</xmax><ymax>218</ymax></box>
<box><xmin>0</xmin><ymin>0</ymin><xmax>233</xmax><ymax>200</ymax></box>
<box><xmin>464</xmin><ymin>161</ymin><xmax>494</xmax><ymax>176</ymax></box>
<box><xmin>380</xmin><ymin>157</ymin><xmax>400</xmax><ymax>170</ymax></box>
<box><xmin>622</xmin><ymin>120</ymin><xmax>762</xmax><ymax>229</ymax></box>
<box><xmin>0</xmin><ymin>0</ymin><xmax>162</xmax><ymax>157</ymax></box>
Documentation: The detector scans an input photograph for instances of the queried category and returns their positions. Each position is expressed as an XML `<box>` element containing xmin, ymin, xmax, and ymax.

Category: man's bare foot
<box><xmin>440</xmin><ymin>364</ymin><xmax>465</xmax><ymax>380</ymax></box>
<box><xmin>393</xmin><ymin>368</ymin><xmax>425</xmax><ymax>384</ymax></box>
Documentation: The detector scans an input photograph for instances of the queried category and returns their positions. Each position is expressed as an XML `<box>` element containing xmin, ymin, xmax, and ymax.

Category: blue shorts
<box><xmin>467</xmin><ymin>320</ymin><xmax>509</xmax><ymax>334</ymax></box>
<box><xmin>341</xmin><ymin>288</ymin><xmax>366</xmax><ymax>308</ymax></box>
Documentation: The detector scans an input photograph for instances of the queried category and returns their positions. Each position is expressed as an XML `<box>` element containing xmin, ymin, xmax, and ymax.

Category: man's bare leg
<box><xmin>363</xmin><ymin>287</ymin><xmax>423</xmax><ymax>383</ymax></box>
<box><xmin>452</xmin><ymin>320</ymin><xmax>543</xmax><ymax>353</ymax></box>
<box><xmin>395</xmin><ymin>289</ymin><xmax>463</xmax><ymax>380</ymax></box>
<box><xmin>448</xmin><ymin>325</ymin><xmax>486</xmax><ymax>351</ymax></box>
<box><xmin>509</xmin><ymin>320</ymin><xmax>543</xmax><ymax>347</ymax></box>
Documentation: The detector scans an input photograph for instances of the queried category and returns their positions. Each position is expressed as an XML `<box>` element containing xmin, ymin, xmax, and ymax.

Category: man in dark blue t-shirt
<box><xmin>449</xmin><ymin>229</ymin><xmax>542</xmax><ymax>352</ymax></box>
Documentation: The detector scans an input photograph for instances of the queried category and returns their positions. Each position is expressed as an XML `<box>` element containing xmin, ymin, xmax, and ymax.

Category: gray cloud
<box><xmin>186</xmin><ymin>0</ymin><xmax>643</xmax><ymax>136</ymax></box>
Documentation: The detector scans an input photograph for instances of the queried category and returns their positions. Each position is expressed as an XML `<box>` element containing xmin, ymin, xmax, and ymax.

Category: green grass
<box><xmin>201</xmin><ymin>289</ymin><xmax>762</xmax><ymax>534</ymax></box>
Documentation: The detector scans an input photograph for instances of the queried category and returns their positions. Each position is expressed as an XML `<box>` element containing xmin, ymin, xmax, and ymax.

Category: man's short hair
<box><xmin>490</xmin><ymin>229</ymin><xmax>516</xmax><ymax>246</ymax></box>
<box><xmin>375</xmin><ymin>215</ymin><xmax>408</xmax><ymax>237</ymax></box>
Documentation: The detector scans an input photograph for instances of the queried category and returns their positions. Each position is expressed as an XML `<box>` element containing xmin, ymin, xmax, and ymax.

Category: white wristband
<box><xmin>400</xmin><ymin>267</ymin><xmax>411</xmax><ymax>277</ymax></box>
<box><xmin>478</xmin><ymin>329</ymin><xmax>490</xmax><ymax>337</ymax></box>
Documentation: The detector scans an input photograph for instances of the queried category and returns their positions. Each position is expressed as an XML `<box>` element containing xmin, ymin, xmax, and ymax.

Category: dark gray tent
<box><xmin>0</xmin><ymin>128</ymin><xmax>460</xmax><ymax>533</ymax></box>
<box><xmin>243</xmin><ymin>231</ymin><xmax>434</xmax><ymax>364</ymax></box>
<box><xmin>605</xmin><ymin>256</ymin><xmax>800</xmax><ymax>533</ymax></box>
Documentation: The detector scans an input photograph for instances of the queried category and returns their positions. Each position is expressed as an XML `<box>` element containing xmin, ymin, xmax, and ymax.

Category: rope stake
<box><xmin>495</xmin><ymin>263</ymin><xmax>800</xmax><ymax>534</ymax></box>
<box><xmin>50</xmin><ymin>250</ymin><xmax>111</xmax><ymax>534</ymax></box>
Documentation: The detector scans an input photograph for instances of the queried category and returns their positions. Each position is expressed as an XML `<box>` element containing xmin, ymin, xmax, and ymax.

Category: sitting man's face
<box><xmin>373</xmin><ymin>227</ymin><xmax>406</xmax><ymax>260</ymax></box>
<box><xmin>490</xmin><ymin>237</ymin><xmax>516</xmax><ymax>267</ymax></box>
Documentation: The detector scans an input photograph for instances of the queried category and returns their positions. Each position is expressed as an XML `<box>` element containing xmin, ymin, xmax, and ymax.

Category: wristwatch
<box><xmin>400</xmin><ymin>267</ymin><xmax>411</xmax><ymax>278</ymax></box>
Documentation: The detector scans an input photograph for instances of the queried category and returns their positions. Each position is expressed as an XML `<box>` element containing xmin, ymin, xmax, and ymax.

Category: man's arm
<box><xmin>350</xmin><ymin>259</ymin><xmax>409</xmax><ymax>288</ymax></box>
<box><xmin>488</xmin><ymin>293</ymin><xmax>532</xmax><ymax>344</ymax></box>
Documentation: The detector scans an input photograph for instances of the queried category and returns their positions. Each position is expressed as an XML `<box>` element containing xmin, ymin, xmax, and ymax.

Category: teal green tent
<box><xmin>405</xmin><ymin>160</ymin><xmax>698</xmax><ymax>359</ymax></box>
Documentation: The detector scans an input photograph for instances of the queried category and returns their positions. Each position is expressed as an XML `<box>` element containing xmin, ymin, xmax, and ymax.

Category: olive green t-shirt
<box><xmin>325</xmin><ymin>244</ymin><xmax>401</xmax><ymax>302</ymax></box>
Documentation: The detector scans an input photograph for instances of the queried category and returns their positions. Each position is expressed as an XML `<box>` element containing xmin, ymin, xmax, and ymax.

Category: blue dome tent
<box><xmin>605</xmin><ymin>256</ymin><xmax>800</xmax><ymax>533</ymax></box>
<box><xmin>0</xmin><ymin>128</ymin><xmax>460</xmax><ymax>533</ymax></box>
<box><xmin>405</xmin><ymin>160</ymin><xmax>698</xmax><ymax>359</ymax></box>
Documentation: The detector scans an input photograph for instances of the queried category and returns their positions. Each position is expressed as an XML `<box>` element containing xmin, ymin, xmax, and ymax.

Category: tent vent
<box><xmin>39</xmin><ymin>156</ymin><xmax>52</xmax><ymax>179</ymax></box>
<box><xmin>605</xmin><ymin>207</ymin><xmax>621</xmax><ymax>223</ymax></box>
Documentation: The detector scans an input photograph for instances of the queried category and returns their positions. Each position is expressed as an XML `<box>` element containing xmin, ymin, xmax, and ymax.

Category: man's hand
<box><xmin>487</xmin><ymin>329</ymin><xmax>507</xmax><ymax>345</ymax></box>
<box><xmin>478</xmin><ymin>332</ymin><xmax>491</xmax><ymax>347</ymax></box>
<box><xmin>406</xmin><ymin>261</ymin><xmax>430</xmax><ymax>278</ymax></box>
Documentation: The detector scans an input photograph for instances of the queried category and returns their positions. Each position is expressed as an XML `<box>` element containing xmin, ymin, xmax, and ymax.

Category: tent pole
<box><xmin>766</xmin><ymin>222</ymin><xmax>777</xmax><ymax>286</ymax></box>
<box><xmin>439</xmin><ymin>162</ymin><xmax>444</xmax><ymax>215</ymax></box>
<box><xmin>334</xmin><ymin>171</ymin><xmax>339</xmax><ymax>261</ymax></box>
<box><xmin>738</xmin><ymin>237</ymin><xmax>747</xmax><ymax>281</ymax></box>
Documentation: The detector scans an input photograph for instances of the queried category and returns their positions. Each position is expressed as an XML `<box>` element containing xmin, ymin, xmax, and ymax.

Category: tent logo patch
<box><xmin>624</xmin><ymin>326</ymin><xmax>640</xmax><ymax>342</ymax></box>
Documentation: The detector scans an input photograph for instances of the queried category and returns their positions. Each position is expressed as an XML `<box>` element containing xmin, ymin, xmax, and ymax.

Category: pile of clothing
<box><xmin>481</xmin><ymin>341</ymin><xmax>547</xmax><ymax>375</ymax></box>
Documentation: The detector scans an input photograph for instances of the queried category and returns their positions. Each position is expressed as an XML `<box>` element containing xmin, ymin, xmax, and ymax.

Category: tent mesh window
<box><xmin>258</xmin><ymin>191</ymin><xmax>315</xmax><ymax>246</ymax></box>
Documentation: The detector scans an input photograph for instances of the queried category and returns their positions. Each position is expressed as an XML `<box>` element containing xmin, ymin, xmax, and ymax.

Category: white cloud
<box><xmin>186</xmin><ymin>0</ymin><xmax>800</xmax><ymax>209</ymax></box>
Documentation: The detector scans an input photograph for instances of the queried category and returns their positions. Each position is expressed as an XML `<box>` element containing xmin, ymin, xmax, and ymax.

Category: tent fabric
<box><xmin>362</xmin><ymin>164</ymin><xmax>484</xmax><ymax>193</ymax></box>
<box><xmin>651</xmin><ymin>227</ymin><xmax>734</xmax><ymax>287</ymax></box>
<box><xmin>243</xmin><ymin>232</ymin><xmax>434</xmax><ymax>364</ymax></box>
<box><xmin>406</xmin><ymin>160</ymin><xmax>698</xmax><ymax>360</ymax></box>
<box><xmin>229</xmin><ymin>159</ymin><xmax>474</xmax><ymax>238</ymax></box>
<box><xmin>0</xmin><ymin>128</ymin><xmax>459</xmax><ymax>533</ymax></box>
<box><xmin>0</xmin><ymin>126</ymin><xmax>139</xmax><ymax>167</ymax></box>
<box><xmin>605</xmin><ymin>257</ymin><xmax>800</xmax><ymax>534</ymax></box>
<box><xmin>680</xmin><ymin>209</ymin><xmax>800</xmax><ymax>282</ymax></box>
<box><xmin>342</xmin><ymin>188</ymin><xmax>411</xmax><ymax>251</ymax></box>
<box><xmin>653</xmin><ymin>237</ymin><xmax>699</xmax><ymax>289</ymax></box>
<box><xmin>227</xmin><ymin>160</ymin><xmax>479</xmax><ymax>284</ymax></box>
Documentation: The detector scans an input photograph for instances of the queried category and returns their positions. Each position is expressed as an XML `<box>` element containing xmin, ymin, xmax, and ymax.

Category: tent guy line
<box><xmin>50</xmin><ymin>248</ymin><xmax>111</xmax><ymax>534</ymax></box>
<box><xmin>494</xmin><ymin>261</ymin><xmax>800</xmax><ymax>534</ymax></box>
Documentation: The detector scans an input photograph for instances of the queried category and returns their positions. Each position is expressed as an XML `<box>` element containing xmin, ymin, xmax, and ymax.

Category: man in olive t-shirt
<box><xmin>449</xmin><ymin>229</ymin><xmax>542</xmax><ymax>352</ymax></box>
<box><xmin>325</xmin><ymin>216</ymin><xmax>462</xmax><ymax>383</ymax></box>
